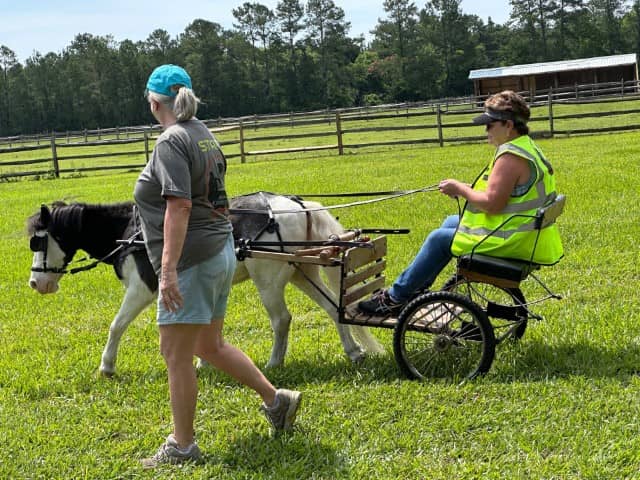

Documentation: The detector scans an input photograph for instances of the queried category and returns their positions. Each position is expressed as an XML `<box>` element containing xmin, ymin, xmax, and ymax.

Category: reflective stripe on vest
<box><xmin>456</xmin><ymin>213</ymin><xmax>553</xmax><ymax>239</ymax></box>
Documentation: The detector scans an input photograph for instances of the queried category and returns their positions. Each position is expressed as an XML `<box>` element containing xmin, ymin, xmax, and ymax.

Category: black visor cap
<box><xmin>472</xmin><ymin>108</ymin><xmax>517</xmax><ymax>125</ymax></box>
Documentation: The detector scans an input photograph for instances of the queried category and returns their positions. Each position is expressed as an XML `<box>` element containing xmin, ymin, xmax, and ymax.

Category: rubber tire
<box><xmin>393</xmin><ymin>291</ymin><xmax>496</xmax><ymax>381</ymax></box>
<box><xmin>442</xmin><ymin>274</ymin><xmax>528</xmax><ymax>341</ymax></box>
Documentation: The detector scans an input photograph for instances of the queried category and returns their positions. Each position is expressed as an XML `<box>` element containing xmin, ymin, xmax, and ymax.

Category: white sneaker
<box><xmin>141</xmin><ymin>434</ymin><xmax>202</xmax><ymax>468</ymax></box>
<box><xmin>260</xmin><ymin>389</ymin><xmax>302</xmax><ymax>432</ymax></box>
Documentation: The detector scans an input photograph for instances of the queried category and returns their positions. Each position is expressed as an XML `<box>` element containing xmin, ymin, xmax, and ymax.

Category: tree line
<box><xmin>1</xmin><ymin>0</ymin><xmax>639</xmax><ymax>137</ymax></box>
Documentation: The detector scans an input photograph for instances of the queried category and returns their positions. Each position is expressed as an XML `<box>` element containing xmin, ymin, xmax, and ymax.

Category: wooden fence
<box><xmin>2</xmin><ymin>80</ymin><xmax>640</xmax><ymax>180</ymax></box>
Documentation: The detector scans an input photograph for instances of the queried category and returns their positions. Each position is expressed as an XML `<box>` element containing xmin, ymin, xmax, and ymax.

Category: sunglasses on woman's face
<box><xmin>486</xmin><ymin>120</ymin><xmax>503</xmax><ymax>131</ymax></box>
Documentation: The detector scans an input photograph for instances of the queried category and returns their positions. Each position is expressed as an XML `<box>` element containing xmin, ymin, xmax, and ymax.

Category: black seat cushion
<box><xmin>457</xmin><ymin>254</ymin><xmax>537</xmax><ymax>283</ymax></box>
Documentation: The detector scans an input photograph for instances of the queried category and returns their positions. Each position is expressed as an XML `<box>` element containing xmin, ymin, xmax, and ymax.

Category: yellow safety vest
<box><xmin>450</xmin><ymin>135</ymin><xmax>564</xmax><ymax>265</ymax></box>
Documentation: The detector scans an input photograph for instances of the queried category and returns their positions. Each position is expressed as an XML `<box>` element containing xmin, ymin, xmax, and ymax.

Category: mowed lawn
<box><xmin>1</xmin><ymin>131</ymin><xmax>639</xmax><ymax>479</ymax></box>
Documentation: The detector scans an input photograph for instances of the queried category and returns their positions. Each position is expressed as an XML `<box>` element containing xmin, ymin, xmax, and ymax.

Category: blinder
<box><xmin>29</xmin><ymin>232</ymin><xmax>69</xmax><ymax>274</ymax></box>
<box><xmin>30</xmin><ymin>234</ymin><xmax>48</xmax><ymax>252</ymax></box>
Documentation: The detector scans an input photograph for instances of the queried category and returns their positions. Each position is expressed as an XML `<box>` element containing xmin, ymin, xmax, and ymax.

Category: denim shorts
<box><xmin>157</xmin><ymin>234</ymin><xmax>236</xmax><ymax>325</ymax></box>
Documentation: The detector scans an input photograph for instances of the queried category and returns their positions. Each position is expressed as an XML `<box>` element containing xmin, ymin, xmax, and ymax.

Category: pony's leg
<box><xmin>100</xmin><ymin>258</ymin><xmax>155</xmax><ymax>377</ymax></box>
<box><xmin>290</xmin><ymin>265</ymin><xmax>367</xmax><ymax>363</ymax></box>
<box><xmin>322</xmin><ymin>265</ymin><xmax>385</xmax><ymax>357</ymax></box>
<box><xmin>244</xmin><ymin>259</ymin><xmax>295</xmax><ymax>368</ymax></box>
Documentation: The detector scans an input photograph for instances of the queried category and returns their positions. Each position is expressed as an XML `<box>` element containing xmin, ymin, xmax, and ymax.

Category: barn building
<box><xmin>468</xmin><ymin>53</ymin><xmax>638</xmax><ymax>98</ymax></box>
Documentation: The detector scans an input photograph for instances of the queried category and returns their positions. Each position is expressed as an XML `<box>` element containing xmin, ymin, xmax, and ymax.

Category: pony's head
<box><xmin>27</xmin><ymin>203</ymin><xmax>72</xmax><ymax>294</ymax></box>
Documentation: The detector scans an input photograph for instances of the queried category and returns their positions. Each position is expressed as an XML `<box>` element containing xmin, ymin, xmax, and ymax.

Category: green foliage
<box><xmin>2</xmin><ymin>131</ymin><xmax>640</xmax><ymax>478</ymax></box>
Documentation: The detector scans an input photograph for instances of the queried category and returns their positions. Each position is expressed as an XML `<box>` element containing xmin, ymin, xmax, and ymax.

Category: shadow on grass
<box><xmin>489</xmin><ymin>338</ymin><xmax>640</xmax><ymax>382</ymax></box>
<box><xmin>209</xmin><ymin>430</ymin><xmax>348</xmax><ymax>478</ymax></box>
<box><xmin>196</xmin><ymin>351</ymin><xmax>403</xmax><ymax>387</ymax></box>
<box><xmin>111</xmin><ymin>338</ymin><xmax>640</xmax><ymax>389</ymax></box>
<box><xmin>261</xmin><ymin>338</ymin><xmax>640</xmax><ymax>385</ymax></box>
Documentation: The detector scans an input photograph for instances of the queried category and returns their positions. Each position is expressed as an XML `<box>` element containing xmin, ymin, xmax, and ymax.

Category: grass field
<box><xmin>1</xmin><ymin>130</ymin><xmax>640</xmax><ymax>479</ymax></box>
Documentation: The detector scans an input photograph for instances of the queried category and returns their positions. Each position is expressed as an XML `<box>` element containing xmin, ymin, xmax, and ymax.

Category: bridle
<box><xmin>29</xmin><ymin>232</ymin><xmax>72</xmax><ymax>274</ymax></box>
<box><xmin>30</xmin><ymin>229</ymin><xmax>143</xmax><ymax>275</ymax></box>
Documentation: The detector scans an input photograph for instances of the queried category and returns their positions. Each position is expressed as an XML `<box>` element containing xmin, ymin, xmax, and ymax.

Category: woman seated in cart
<box><xmin>358</xmin><ymin>90</ymin><xmax>564</xmax><ymax>317</ymax></box>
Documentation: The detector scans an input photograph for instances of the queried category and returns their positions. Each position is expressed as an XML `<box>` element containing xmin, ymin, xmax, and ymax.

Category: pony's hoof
<box><xmin>99</xmin><ymin>367</ymin><xmax>115</xmax><ymax>378</ymax></box>
<box><xmin>349</xmin><ymin>351</ymin><xmax>367</xmax><ymax>364</ymax></box>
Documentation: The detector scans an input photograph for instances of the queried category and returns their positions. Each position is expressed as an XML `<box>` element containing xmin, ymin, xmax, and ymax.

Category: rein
<box><xmin>228</xmin><ymin>185</ymin><xmax>439</xmax><ymax>215</ymax></box>
<box><xmin>67</xmin><ymin>230</ymin><xmax>144</xmax><ymax>274</ymax></box>
<box><xmin>32</xmin><ymin>187</ymin><xmax>433</xmax><ymax>273</ymax></box>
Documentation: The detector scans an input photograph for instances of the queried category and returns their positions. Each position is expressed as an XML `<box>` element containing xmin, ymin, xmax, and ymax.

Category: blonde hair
<box><xmin>485</xmin><ymin>90</ymin><xmax>530</xmax><ymax>134</ymax></box>
<box><xmin>148</xmin><ymin>86</ymin><xmax>200</xmax><ymax>122</ymax></box>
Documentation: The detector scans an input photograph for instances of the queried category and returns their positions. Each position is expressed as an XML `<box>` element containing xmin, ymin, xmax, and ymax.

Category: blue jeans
<box><xmin>388</xmin><ymin>215</ymin><xmax>459</xmax><ymax>303</ymax></box>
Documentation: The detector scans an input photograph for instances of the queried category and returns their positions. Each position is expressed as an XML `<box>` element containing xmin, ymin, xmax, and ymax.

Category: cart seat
<box><xmin>457</xmin><ymin>254</ymin><xmax>538</xmax><ymax>288</ymax></box>
<box><xmin>455</xmin><ymin>194</ymin><xmax>565</xmax><ymax>289</ymax></box>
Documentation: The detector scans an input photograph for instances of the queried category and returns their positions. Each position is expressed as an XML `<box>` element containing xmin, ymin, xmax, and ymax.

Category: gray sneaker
<box><xmin>141</xmin><ymin>434</ymin><xmax>203</xmax><ymax>468</ymax></box>
<box><xmin>260</xmin><ymin>389</ymin><xmax>302</xmax><ymax>432</ymax></box>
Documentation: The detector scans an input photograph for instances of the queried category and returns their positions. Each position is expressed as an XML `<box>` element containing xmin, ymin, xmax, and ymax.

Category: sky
<box><xmin>1</xmin><ymin>0</ymin><xmax>510</xmax><ymax>64</ymax></box>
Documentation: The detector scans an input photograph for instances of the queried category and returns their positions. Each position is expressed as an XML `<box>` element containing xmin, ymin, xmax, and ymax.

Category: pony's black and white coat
<box><xmin>28</xmin><ymin>193</ymin><xmax>383</xmax><ymax>376</ymax></box>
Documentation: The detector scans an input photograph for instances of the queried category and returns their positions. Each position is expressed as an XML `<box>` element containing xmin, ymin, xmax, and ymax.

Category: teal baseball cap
<box><xmin>145</xmin><ymin>64</ymin><xmax>192</xmax><ymax>97</ymax></box>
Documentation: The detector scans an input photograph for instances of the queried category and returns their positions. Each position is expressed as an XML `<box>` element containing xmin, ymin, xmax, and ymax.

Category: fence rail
<box><xmin>2</xmin><ymin>80</ymin><xmax>640</xmax><ymax>180</ymax></box>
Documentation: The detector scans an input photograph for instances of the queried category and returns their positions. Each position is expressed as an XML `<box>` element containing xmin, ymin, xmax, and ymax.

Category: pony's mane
<box><xmin>27</xmin><ymin>201</ymin><xmax>134</xmax><ymax>235</ymax></box>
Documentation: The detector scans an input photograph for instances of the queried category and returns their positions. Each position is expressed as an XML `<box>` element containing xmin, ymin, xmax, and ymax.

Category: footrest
<box><xmin>341</xmin><ymin>303</ymin><xmax>398</xmax><ymax>329</ymax></box>
<box><xmin>457</xmin><ymin>254</ymin><xmax>537</xmax><ymax>288</ymax></box>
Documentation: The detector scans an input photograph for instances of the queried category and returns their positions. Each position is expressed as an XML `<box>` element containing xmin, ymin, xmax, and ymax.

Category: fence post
<box><xmin>239</xmin><ymin>121</ymin><xmax>246</xmax><ymax>164</ymax></box>
<box><xmin>335</xmin><ymin>112</ymin><xmax>344</xmax><ymax>155</ymax></box>
<box><xmin>144</xmin><ymin>132</ymin><xmax>150</xmax><ymax>163</ymax></box>
<box><xmin>621</xmin><ymin>78</ymin><xmax>625</xmax><ymax>96</ymax></box>
<box><xmin>436</xmin><ymin>105</ymin><xmax>444</xmax><ymax>147</ymax></box>
<box><xmin>50</xmin><ymin>134</ymin><xmax>60</xmax><ymax>178</ymax></box>
<box><xmin>574</xmin><ymin>83</ymin><xmax>578</xmax><ymax>100</ymax></box>
<box><xmin>84</xmin><ymin>129</ymin><xmax>88</xmax><ymax>142</ymax></box>
<box><xmin>548</xmin><ymin>87</ymin><xmax>554</xmax><ymax>138</ymax></box>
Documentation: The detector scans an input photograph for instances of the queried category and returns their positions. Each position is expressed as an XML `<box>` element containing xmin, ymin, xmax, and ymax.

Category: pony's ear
<box><xmin>40</xmin><ymin>204</ymin><xmax>52</xmax><ymax>227</ymax></box>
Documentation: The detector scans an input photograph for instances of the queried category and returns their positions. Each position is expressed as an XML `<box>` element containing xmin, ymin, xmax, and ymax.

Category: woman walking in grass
<box><xmin>134</xmin><ymin>64</ymin><xmax>301</xmax><ymax>468</ymax></box>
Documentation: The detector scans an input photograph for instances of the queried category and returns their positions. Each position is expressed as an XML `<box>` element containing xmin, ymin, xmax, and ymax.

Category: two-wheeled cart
<box><xmin>236</xmin><ymin>194</ymin><xmax>566</xmax><ymax>381</ymax></box>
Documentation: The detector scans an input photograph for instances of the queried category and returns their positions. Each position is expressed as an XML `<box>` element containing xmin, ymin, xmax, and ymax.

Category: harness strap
<box><xmin>287</xmin><ymin>195</ymin><xmax>313</xmax><ymax>241</ymax></box>
<box><xmin>252</xmin><ymin>192</ymin><xmax>285</xmax><ymax>252</ymax></box>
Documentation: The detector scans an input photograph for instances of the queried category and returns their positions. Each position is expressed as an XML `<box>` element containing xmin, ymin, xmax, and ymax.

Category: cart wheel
<box><xmin>393</xmin><ymin>291</ymin><xmax>495</xmax><ymax>381</ymax></box>
<box><xmin>442</xmin><ymin>275</ymin><xmax>528</xmax><ymax>342</ymax></box>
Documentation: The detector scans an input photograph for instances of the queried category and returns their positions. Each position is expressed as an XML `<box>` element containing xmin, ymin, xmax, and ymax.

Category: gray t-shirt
<box><xmin>134</xmin><ymin>119</ymin><xmax>233</xmax><ymax>275</ymax></box>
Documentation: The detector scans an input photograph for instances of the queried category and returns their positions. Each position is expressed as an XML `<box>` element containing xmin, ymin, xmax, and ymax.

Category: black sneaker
<box><xmin>358</xmin><ymin>290</ymin><xmax>405</xmax><ymax>316</ymax></box>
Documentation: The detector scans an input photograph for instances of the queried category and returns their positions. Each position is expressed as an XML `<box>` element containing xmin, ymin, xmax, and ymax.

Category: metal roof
<box><xmin>469</xmin><ymin>54</ymin><xmax>637</xmax><ymax>80</ymax></box>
